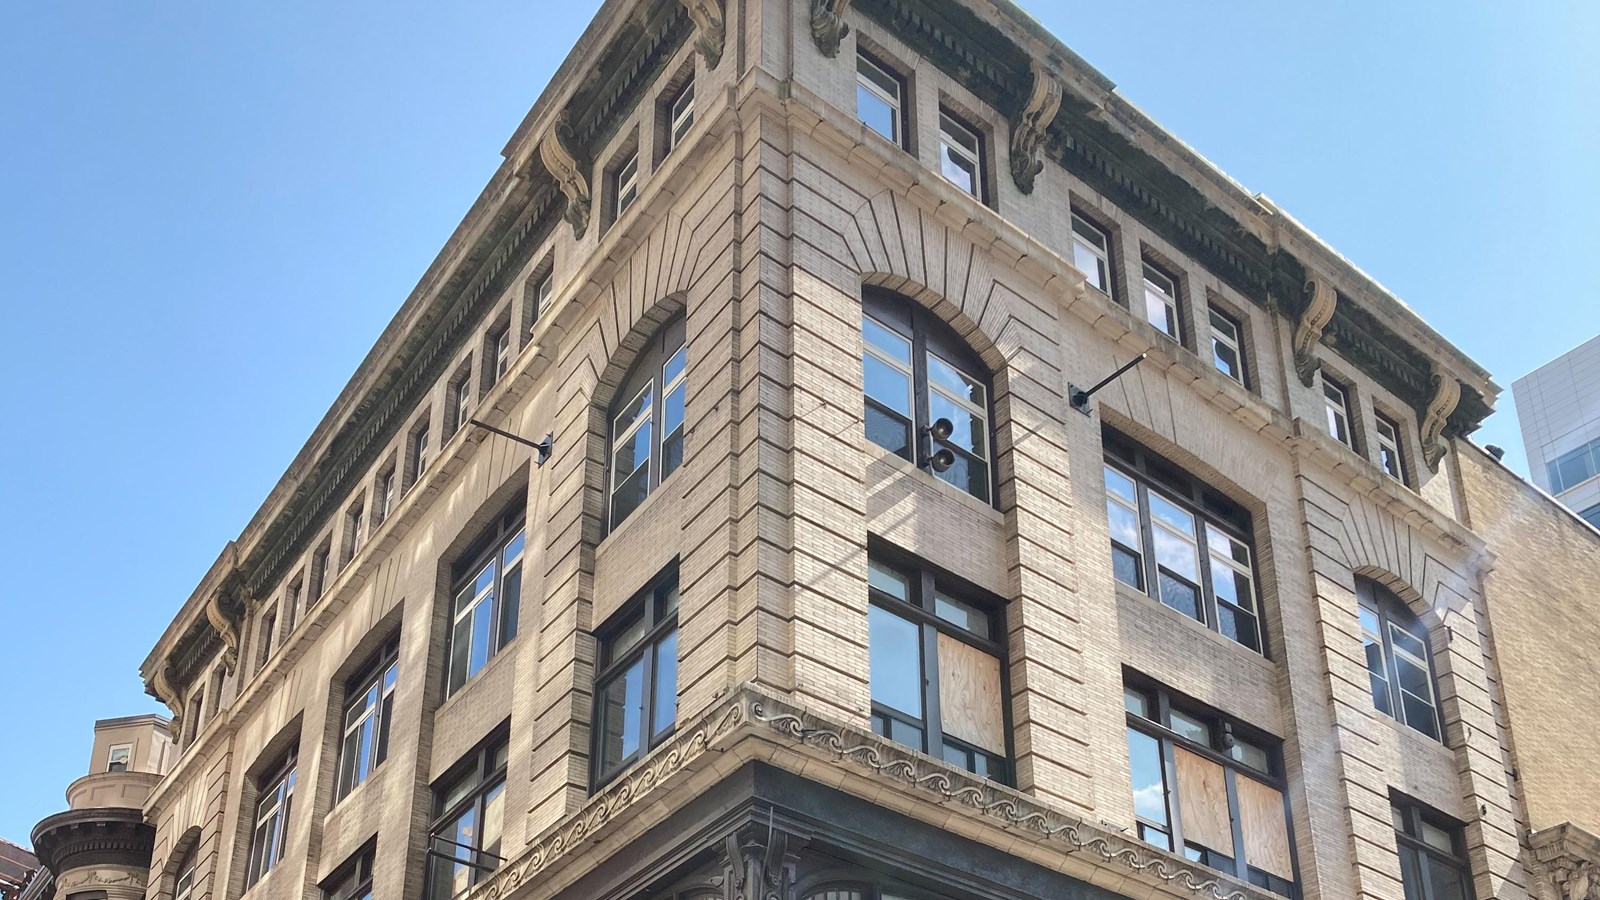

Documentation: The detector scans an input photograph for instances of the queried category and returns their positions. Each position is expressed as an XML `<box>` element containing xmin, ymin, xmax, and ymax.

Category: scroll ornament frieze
<box><xmin>678</xmin><ymin>0</ymin><xmax>726</xmax><ymax>69</ymax></box>
<box><xmin>1009</xmin><ymin>61</ymin><xmax>1063</xmax><ymax>195</ymax></box>
<box><xmin>1293</xmin><ymin>274</ymin><xmax>1336</xmax><ymax>386</ymax></box>
<box><xmin>810</xmin><ymin>0</ymin><xmax>854</xmax><ymax>58</ymax></box>
<box><xmin>1421</xmin><ymin>366</ymin><xmax>1461</xmax><ymax>473</ymax></box>
<box><xmin>539</xmin><ymin>117</ymin><xmax>592</xmax><ymax>240</ymax></box>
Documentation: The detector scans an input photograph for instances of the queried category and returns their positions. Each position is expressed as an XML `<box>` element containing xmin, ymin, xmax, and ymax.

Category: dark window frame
<box><xmin>855</xmin><ymin>47</ymin><xmax>909</xmax><ymax>150</ymax></box>
<box><xmin>867</xmin><ymin>543</ymin><xmax>1012</xmax><ymax>783</ymax></box>
<box><xmin>1374</xmin><ymin>410</ymin><xmax>1410</xmax><ymax>486</ymax></box>
<box><xmin>605</xmin><ymin>314</ymin><xmax>688</xmax><ymax>533</ymax></box>
<box><xmin>322</xmin><ymin>843</ymin><xmax>375</xmax><ymax>900</ymax></box>
<box><xmin>1124</xmin><ymin>678</ymin><xmax>1298</xmax><ymax>897</ymax></box>
<box><xmin>1140</xmin><ymin>257</ymin><xmax>1184</xmax><ymax>344</ymax></box>
<box><xmin>592</xmin><ymin>565</ymin><xmax>681</xmax><ymax>788</ymax></box>
<box><xmin>1103</xmin><ymin>430</ymin><xmax>1265</xmax><ymax>655</ymax></box>
<box><xmin>246</xmin><ymin>745</ymin><xmax>298</xmax><ymax>887</ymax></box>
<box><xmin>861</xmin><ymin>288</ymin><xmax>997</xmax><ymax>506</ymax></box>
<box><xmin>443</xmin><ymin>507</ymin><xmax>526</xmax><ymax>698</ymax></box>
<box><xmin>1393</xmin><ymin>798</ymin><xmax>1475</xmax><ymax>900</ymax></box>
<box><xmin>335</xmin><ymin>635</ymin><xmax>400</xmax><ymax>801</ymax></box>
<box><xmin>1207</xmin><ymin>304</ymin><xmax>1248</xmax><ymax>388</ymax></box>
<box><xmin>1358</xmin><ymin>578</ymin><xmax>1444</xmax><ymax>742</ymax></box>
<box><xmin>1070</xmin><ymin>207</ymin><xmax>1117</xmax><ymax>300</ymax></box>
<box><xmin>936</xmin><ymin>106</ymin><xmax>987</xmax><ymax>204</ymax></box>
<box><xmin>426</xmin><ymin>732</ymin><xmax>509</xmax><ymax>900</ymax></box>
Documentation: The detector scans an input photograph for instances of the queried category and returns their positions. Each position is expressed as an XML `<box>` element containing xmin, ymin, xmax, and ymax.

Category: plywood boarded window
<box><xmin>1236</xmin><ymin>776</ymin><xmax>1293</xmax><ymax>880</ymax></box>
<box><xmin>1175</xmin><ymin>747</ymin><xmax>1234</xmax><ymax>856</ymax></box>
<box><xmin>868</xmin><ymin>550</ymin><xmax>1008</xmax><ymax>782</ymax></box>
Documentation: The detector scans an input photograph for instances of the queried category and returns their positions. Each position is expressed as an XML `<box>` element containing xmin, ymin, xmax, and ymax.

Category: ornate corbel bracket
<box><xmin>678</xmin><ymin>0</ymin><xmax>726</xmax><ymax>69</ymax></box>
<box><xmin>539</xmin><ymin>117</ymin><xmax>592</xmax><ymax>240</ymax></box>
<box><xmin>148</xmin><ymin>664</ymin><xmax>182</xmax><ymax>738</ymax></box>
<box><xmin>722</xmin><ymin>822</ymin><xmax>800</xmax><ymax>900</ymax></box>
<box><xmin>1293</xmin><ymin>274</ymin><xmax>1336</xmax><ymax>386</ymax></box>
<box><xmin>810</xmin><ymin>0</ymin><xmax>854</xmax><ymax>58</ymax></box>
<box><xmin>1421</xmin><ymin>366</ymin><xmax>1462</xmax><ymax>473</ymax></box>
<box><xmin>1009</xmin><ymin>61</ymin><xmax>1063</xmax><ymax>195</ymax></box>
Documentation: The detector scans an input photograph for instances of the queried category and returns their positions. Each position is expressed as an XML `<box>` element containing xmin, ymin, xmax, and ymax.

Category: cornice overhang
<box><xmin>145</xmin><ymin>0</ymin><xmax>699</xmax><ymax>700</ymax></box>
<box><xmin>851</xmin><ymin>0</ymin><xmax>1497</xmax><ymax>433</ymax></box>
<box><xmin>467</xmin><ymin>685</ymin><xmax>1278</xmax><ymax>900</ymax></box>
<box><xmin>30</xmin><ymin>808</ymin><xmax>154</xmax><ymax>877</ymax></box>
<box><xmin>1531</xmin><ymin>823</ymin><xmax>1600</xmax><ymax>900</ymax></box>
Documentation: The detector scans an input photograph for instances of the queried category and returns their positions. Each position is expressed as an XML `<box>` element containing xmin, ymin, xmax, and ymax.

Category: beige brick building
<box><xmin>31</xmin><ymin>2</ymin><xmax>1600</xmax><ymax>900</ymax></box>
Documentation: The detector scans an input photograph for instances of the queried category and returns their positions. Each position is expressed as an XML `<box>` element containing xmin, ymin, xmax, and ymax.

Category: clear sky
<box><xmin>1</xmin><ymin>1</ymin><xmax>1595</xmax><ymax>843</ymax></box>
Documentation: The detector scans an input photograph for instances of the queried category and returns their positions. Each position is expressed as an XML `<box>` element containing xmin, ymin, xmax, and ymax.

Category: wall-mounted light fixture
<box><xmin>469</xmin><ymin>418</ymin><xmax>554</xmax><ymax>467</ymax></box>
<box><xmin>1070</xmin><ymin>353</ymin><xmax>1149</xmax><ymax>416</ymax></box>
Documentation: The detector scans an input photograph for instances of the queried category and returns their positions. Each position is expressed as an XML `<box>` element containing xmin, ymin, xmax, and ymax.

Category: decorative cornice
<box><xmin>810</xmin><ymin>0</ymin><xmax>854</xmax><ymax>58</ymax></box>
<box><xmin>1531</xmin><ymin>823</ymin><xmax>1600</xmax><ymax>900</ymax></box>
<box><xmin>30</xmin><ymin>808</ymin><xmax>155</xmax><ymax>877</ymax></box>
<box><xmin>1008</xmin><ymin>60</ymin><xmax>1062</xmax><ymax>195</ymax></box>
<box><xmin>1421</xmin><ymin>366</ymin><xmax>1462</xmax><ymax>473</ymax></box>
<box><xmin>465</xmin><ymin>687</ymin><xmax>1269</xmax><ymax>900</ymax></box>
<box><xmin>540</xmin><ymin>117</ymin><xmax>592</xmax><ymax>240</ymax></box>
<box><xmin>678</xmin><ymin>0</ymin><xmax>725</xmax><ymax>68</ymax></box>
<box><xmin>1293</xmin><ymin>274</ymin><xmax>1336</xmax><ymax>386</ymax></box>
<box><xmin>202</xmin><ymin>546</ymin><xmax>246</xmax><ymax>673</ymax></box>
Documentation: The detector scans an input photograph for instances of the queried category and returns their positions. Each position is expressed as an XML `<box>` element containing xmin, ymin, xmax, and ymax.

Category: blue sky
<box><xmin>0</xmin><ymin>1</ymin><xmax>1594</xmax><ymax>843</ymax></box>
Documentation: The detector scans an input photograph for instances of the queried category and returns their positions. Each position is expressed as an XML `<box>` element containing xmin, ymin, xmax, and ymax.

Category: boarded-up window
<box><xmin>938</xmin><ymin>633</ymin><xmax>1005</xmax><ymax>754</ymax></box>
<box><xmin>1175</xmin><ymin>747</ymin><xmax>1234</xmax><ymax>856</ymax></box>
<box><xmin>1237</xmin><ymin>776</ymin><xmax>1293</xmax><ymax>880</ymax></box>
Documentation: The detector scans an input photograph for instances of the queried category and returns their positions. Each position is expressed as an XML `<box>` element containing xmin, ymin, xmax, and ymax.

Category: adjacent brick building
<box><xmin>31</xmin><ymin>2</ymin><xmax>1597</xmax><ymax>900</ymax></box>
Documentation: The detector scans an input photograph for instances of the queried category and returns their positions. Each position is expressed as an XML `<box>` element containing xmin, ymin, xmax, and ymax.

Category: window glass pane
<box><xmin>467</xmin><ymin>595</ymin><xmax>494</xmax><ymax>681</ymax></box>
<box><xmin>865</xmin><ymin>403</ymin><xmax>913</xmax><ymax>459</ymax></box>
<box><xmin>1072</xmin><ymin>238</ymin><xmax>1109</xmax><ymax>293</ymax></box>
<box><xmin>608</xmin><ymin>613</ymin><xmax>649</xmax><ymax>662</ymax></box>
<box><xmin>613</xmin><ymin>417</ymin><xmax>652</xmax><ymax>488</ymax></box>
<box><xmin>598</xmin><ymin>658</ymin><xmax>645</xmax><ymax>771</ymax></box>
<box><xmin>929</xmin><ymin>391</ymin><xmax>987</xmax><ymax>459</ymax></box>
<box><xmin>869</xmin><ymin>604</ymin><xmax>923</xmax><ymax>717</ymax></box>
<box><xmin>863</xmin><ymin>355</ymin><xmax>913</xmax><ymax>416</ymax></box>
<box><xmin>1112</xmin><ymin>545</ymin><xmax>1143</xmax><ymax>589</ymax></box>
<box><xmin>1401</xmin><ymin>690</ymin><xmax>1440</xmax><ymax>740</ymax></box>
<box><xmin>481</xmin><ymin>782</ymin><xmax>505</xmax><ymax>862</ymax></box>
<box><xmin>1217</xmin><ymin>604</ymin><xmax>1260</xmax><ymax>652</ymax></box>
<box><xmin>611</xmin><ymin>456</ymin><xmax>651</xmax><ymax>524</ymax></box>
<box><xmin>1152</xmin><ymin>525</ymin><xmax>1199</xmax><ymax>582</ymax></box>
<box><xmin>934</xmin><ymin>592</ymin><xmax>991</xmax><ymax>639</ymax></box>
<box><xmin>1149</xmin><ymin>492</ymin><xmax>1194</xmax><ymax>535</ymax></box>
<box><xmin>863</xmin><ymin>316</ymin><xmax>911</xmax><ymax>362</ymax></box>
<box><xmin>935</xmin><ymin>446</ymin><xmax>990</xmax><ymax>502</ymax></box>
<box><xmin>1108</xmin><ymin>502</ymin><xmax>1141</xmax><ymax>553</ymax></box>
<box><xmin>1397</xmin><ymin>845</ymin><xmax>1426</xmax><ymax>900</ymax></box>
<box><xmin>663</xmin><ymin>345</ymin><xmax>686</xmax><ymax>386</ymax></box>
<box><xmin>1209</xmin><ymin>557</ymin><xmax>1253</xmax><ymax>611</ymax></box>
<box><xmin>1229</xmin><ymin>739</ymin><xmax>1271</xmax><ymax>773</ymax></box>
<box><xmin>614</xmin><ymin>384</ymin><xmax>652</xmax><ymax>443</ymax></box>
<box><xmin>1124</xmin><ymin>687</ymin><xmax>1151</xmax><ymax>718</ymax></box>
<box><xmin>1389</xmin><ymin>621</ymin><xmax>1428</xmax><ymax>660</ymax></box>
<box><xmin>1158</xmin><ymin>571</ymin><xmax>1202</xmax><ymax>621</ymax></box>
<box><xmin>889</xmin><ymin>717</ymin><xmax>923</xmax><ymax>748</ymax></box>
<box><xmin>868</xmin><ymin>560</ymin><xmax>911</xmax><ymax>603</ymax></box>
<box><xmin>1127</xmin><ymin>727</ymin><xmax>1169</xmax><ymax>827</ymax></box>
<box><xmin>1420</xmin><ymin>819</ymin><xmax>1454</xmax><ymax>852</ymax></box>
<box><xmin>941</xmin><ymin>141</ymin><xmax>979</xmax><ymax>195</ymax></box>
<box><xmin>1428</xmin><ymin>860</ymin><xmax>1469</xmax><ymax>900</ymax></box>
<box><xmin>1104</xmin><ymin>466</ymin><xmax>1138</xmax><ymax>503</ymax></box>
<box><xmin>652</xmin><ymin>628</ymin><xmax>679</xmax><ymax>736</ymax></box>
<box><xmin>857</xmin><ymin>80</ymin><xmax>898</xmax><ymax>142</ymax></box>
<box><xmin>928</xmin><ymin>351</ymin><xmax>986</xmax><ymax>407</ymax></box>
<box><xmin>1366</xmin><ymin>635</ymin><xmax>1394</xmax><ymax>716</ymax></box>
<box><xmin>1169</xmin><ymin>709</ymin><xmax>1212</xmax><ymax>746</ymax></box>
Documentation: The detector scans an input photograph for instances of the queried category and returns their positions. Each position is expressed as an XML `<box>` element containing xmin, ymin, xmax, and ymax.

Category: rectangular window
<box><xmin>667</xmin><ymin>79</ymin><xmax>695</xmax><ymax>153</ymax></box>
<box><xmin>1126</xmin><ymin>682</ymin><xmax>1296</xmax><ymax>896</ymax></box>
<box><xmin>491</xmin><ymin>326</ymin><xmax>513</xmax><ymax>384</ymax></box>
<box><xmin>1142</xmin><ymin>262</ymin><xmax>1181</xmax><ymax>340</ymax></box>
<box><xmin>1071</xmin><ymin>212</ymin><xmax>1113</xmax><ymax>295</ymax></box>
<box><xmin>856</xmin><ymin>51</ymin><xmax>905</xmax><ymax>147</ymax></box>
<box><xmin>106</xmin><ymin>743</ymin><xmax>132</xmax><ymax>772</ymax></box>
<box><xmin>1547</xmin><ymin>438</ymin><xmax>1600</xmax><ymax>493</ymax></box>
<box><xmin>938</xmin><ymin>110</ymin><xmax>983</xmax><ymax>200</ymax></box>
<box><xmin>531</xmin><ymin>272</ymin><xmax>552</xmax><ymax>328</ymax></box>
<box><xmin>186</xmin><ymin>690</ymin><xmax>205</xmax><ymax>745</ymax></box>
<box><xmin>1393</xmin><ymin>800</ymin><xmax>1473</xmax><ymax>900</ymax></box>
<box><xmin>1104</xmin><ymin>431</ymin><xmax>1262</xmax><ymax>653</ymax></box>
<box><xmin>284</xmin><ymin>577</ymin><xmax>303</xmax><ymax>633</ymax></box>
<box><xmin>1375</xmin><ymin>412</ymin><xmax>1408</xmax><ymax>484</ymax></box>
<box><xmin>1323</xmin><ymin>378</ymin><xmax>1355</xmax><ymax>448</ymax></box>
<box><xmin>412</xmin><ymin>422</ymin><xmax>433</xmax><ymax>485</ymax></box>
<box><xmin>247</xmin><ymin>747</ymin><xmax>297</xmax><ymax>886</ymax></box>
<box><xmin>310</xmin><ymin>540</ymin><xmax>331</xmax><ymax>606</ymax></box>
<box><xmin>445</xmin><ymin>509</ymin><xmax>525</xmax><ymax>697</ymax></box>
<box><xmin>426</xmin><ymin>735</ymin><xmax>508</xmax><ymax>900</ymax></box>
<box><xmin>594</xmin><ymin>568</ymin><xmax>680</xmax><ymax>785</ymax></box>
<box><xmin>256</xmin><ymin>606</ymin><xmax>278</xmax><ymax>673</ymax></box>
<box><xmin>452</xmin><ymin>374</ymin><xmax>474</xmax><ymax>436</ymax></box>
<box><xmin>343</xmin><ymin>504</ymin><xmax>365</xmax><ymax>569</ymax></box>
<box><xmin>1208</xmin><ymin>308</ymin><xmax>1245</xmax><ymax>384</ymax></box>
<box><xmin>1581</xmin><ymin>504</ymin><xmax>1600</xmax><ymax>530</ymax></box>
<box><xmin>614</xmin><ymin>152</ymin><xmax>639</xmax><ymax>218</ymax></box>
<box><xmin>336</xmin><ymin>637</ymin><xmax>399</xmax><ymax>801</ymax></box>
<box><xmin>323</xmin><ymin>847</ymin><xmax>374</xmax><ymax>900</ymax></box>
<box><xmin>376</xmin><ymin>467</ymin><xmax>397</xmax><ymax>526</ymax></box>
<box><xmin>868</xmin><ymin>552</ymin><xmax>1008</xmax><ymax>782</ymax></box>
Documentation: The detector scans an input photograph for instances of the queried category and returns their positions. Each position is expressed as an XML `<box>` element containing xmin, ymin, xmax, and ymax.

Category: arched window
<box><xmin>608</xmin><ymin>315</ymin><xmax>688</xmax><ymax>529</ymax></box>
<box><xmin>172</xmin><ymin>844</ymin><xmax>198</xmax><ymax>900</ymax></box>
<box><xmin>860</xmin><ymin>289</ymin><xmax>994</xmax><ymax>504</ymax></box>
<box><xmin>1357</xmin><ymin>578</ymin><xmax>1442</xmax><ymax>741</ymax></box>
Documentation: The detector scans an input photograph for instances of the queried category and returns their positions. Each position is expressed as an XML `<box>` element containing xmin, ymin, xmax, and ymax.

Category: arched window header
<box><xmin>860</xmin><ymin>289</ymin><xmax>994</xmax><ymax>505</ymax></box>
<box><xmin>607</xmin><ymin>313</ymin><xmax>688</xmax><ymax>530</ymax></box>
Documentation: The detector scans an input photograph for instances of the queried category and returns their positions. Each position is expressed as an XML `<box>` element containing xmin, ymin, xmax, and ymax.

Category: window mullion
<box><xmin>1194</xmin><ymin>525</ymin><xmax>1219</xmax><ymax>636</ymax></box>
<box><xmin>1223</xmin><ymin>767</ymin><xmax>1247</xmax><ymax>879</ymax></box>
<box><xmin>1381</xmin><ymin>609</ymin><xmax>1407</xmax><ymax>727</ymax></box>
<box><xmin>1159</xmin><ymin>730</ymin><xmax>1186</xmax><ymax>854</ymax></box>
<box><xmin>1137</xmin><ymin>483</ymin><xmax>1159</xmax><ymax>600</ymax></box>
<box><xmin>919</xmin><ymin>569</ymin><xmax>943</xmax><ymax>754</ymax></box>
<box><xmin>912</xmin><ymin>319</ymin><xmax>930</xmax><ymax>468</ymax></box>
